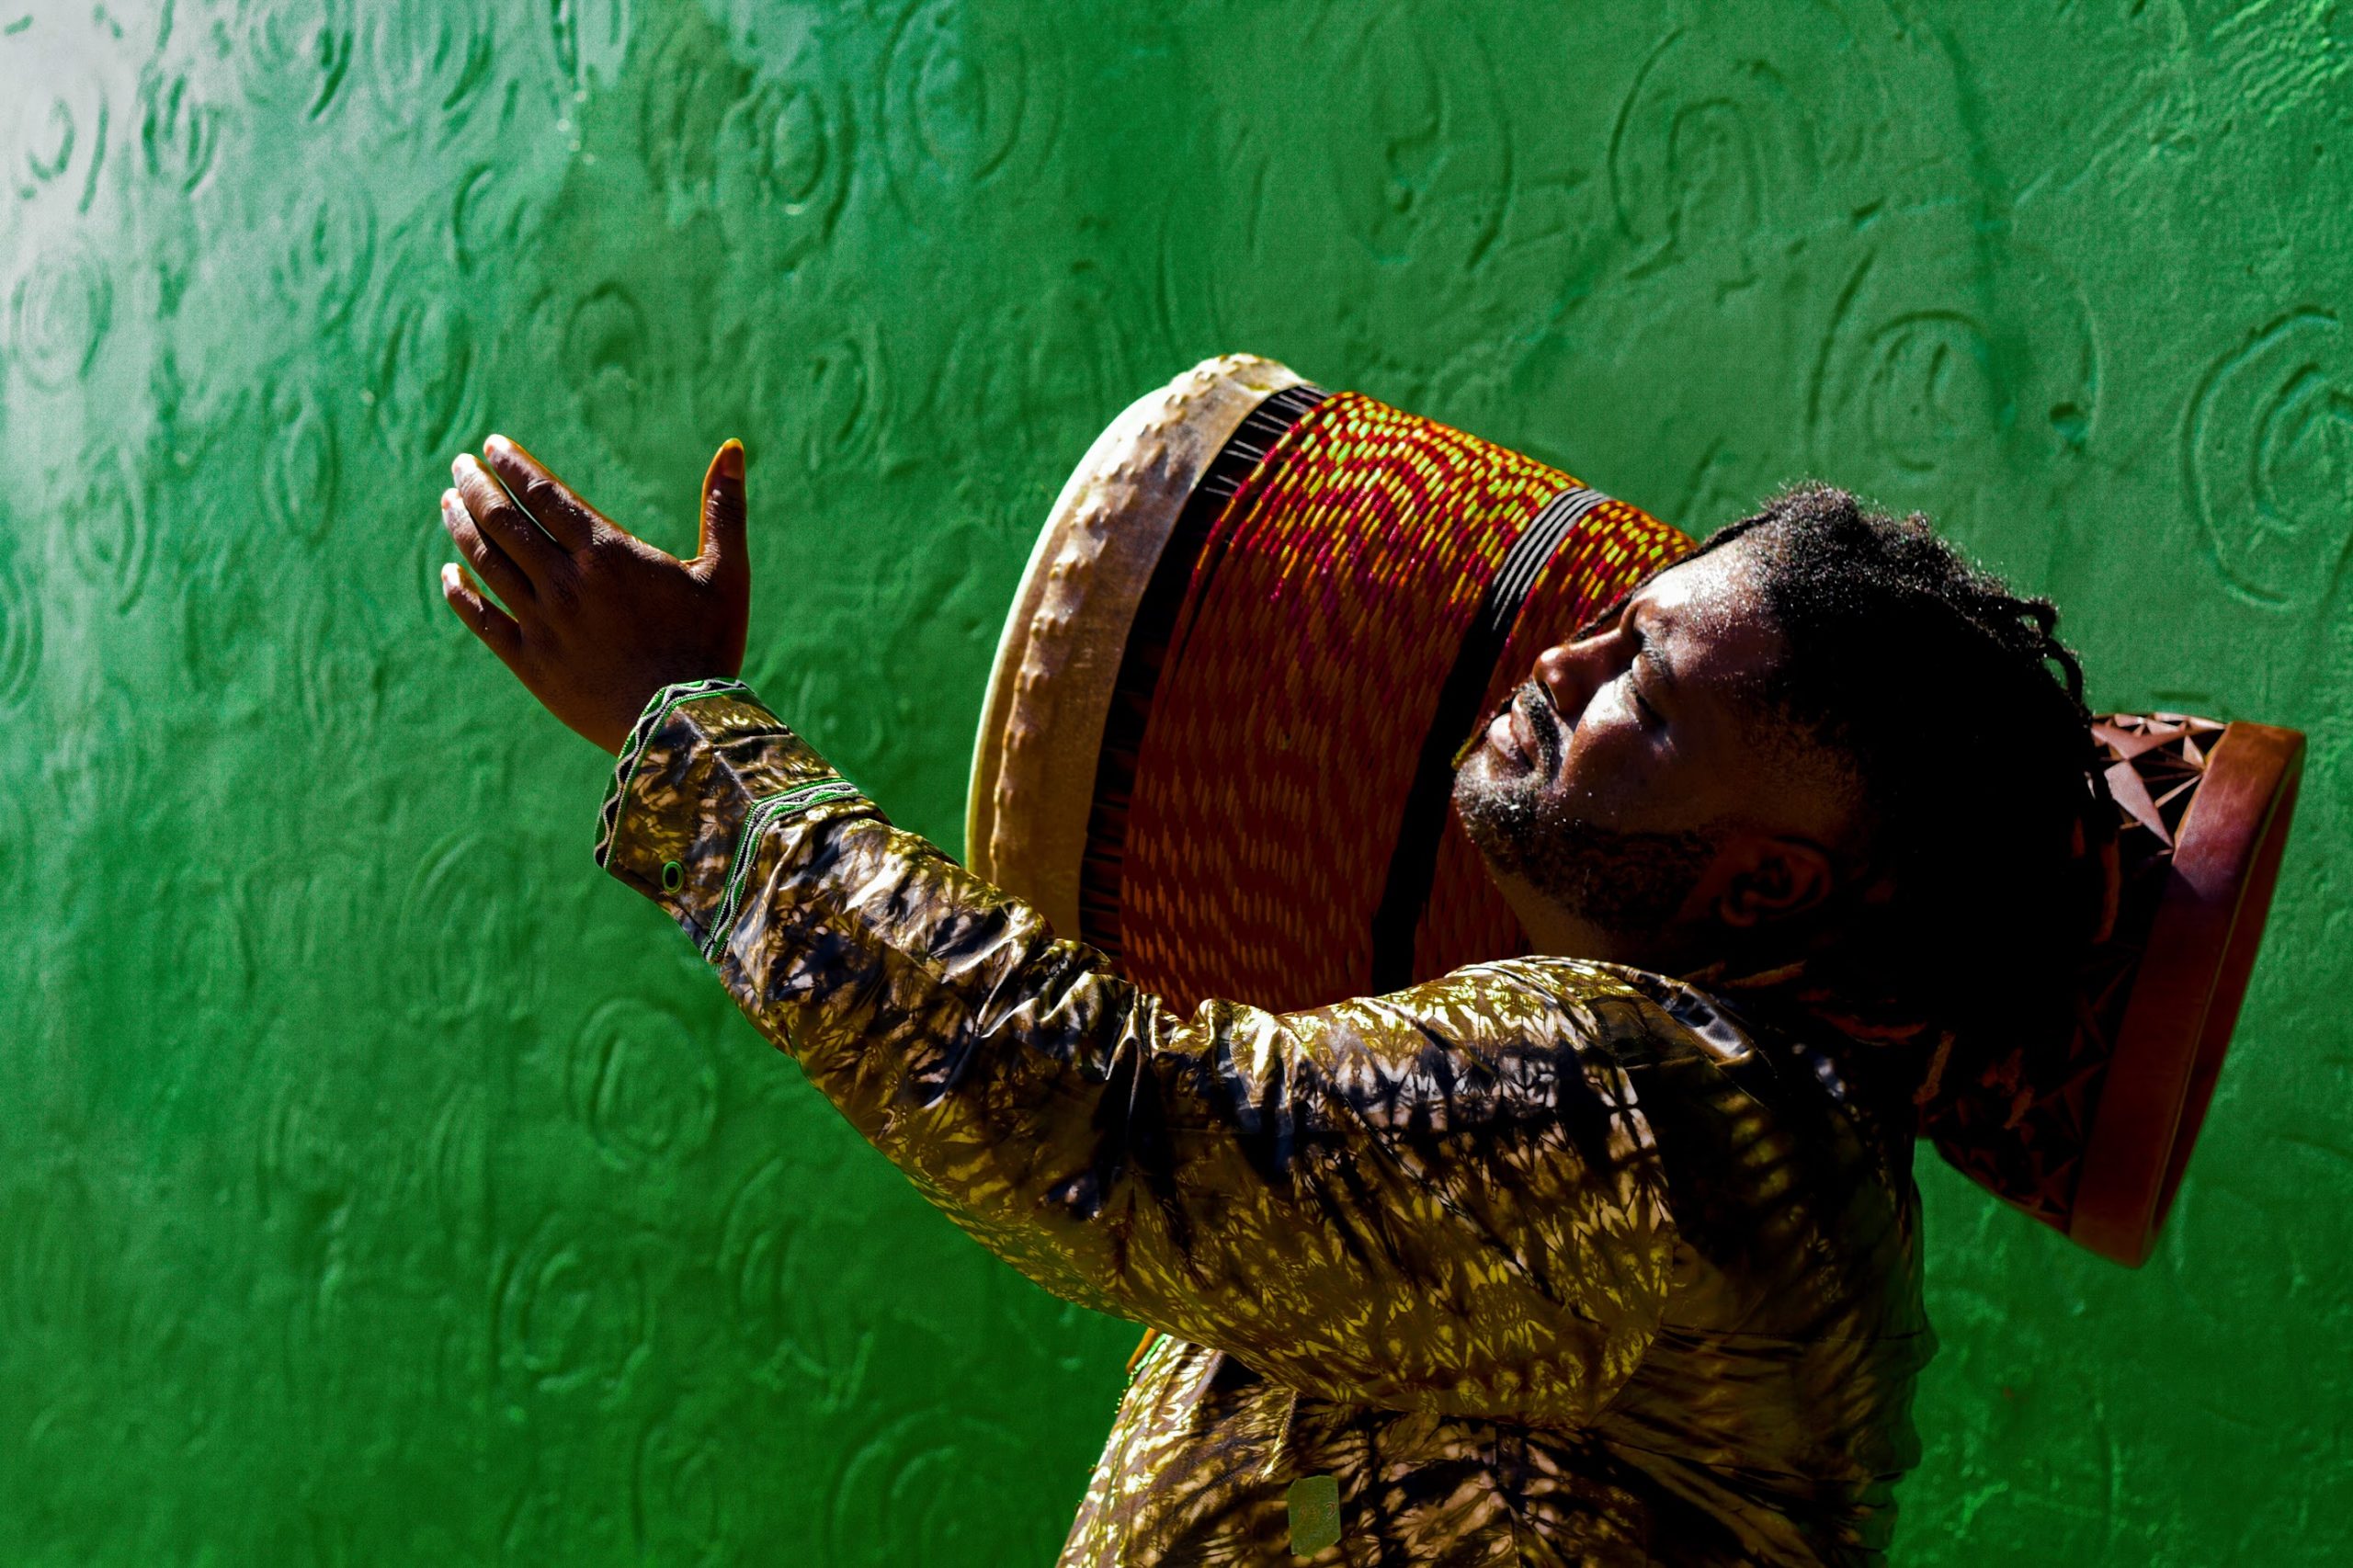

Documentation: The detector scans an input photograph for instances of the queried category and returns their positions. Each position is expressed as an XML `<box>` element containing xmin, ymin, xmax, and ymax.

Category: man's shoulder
<box><xmin>1421</xmin><ymin>955</ymin><xmax>1768</xmax><ymax>1069</ymax></box>
<box><xmin>1465</xmin><ymin>959</ymin><xmax>1915</xmax><ymax>1201</ymax></box>
<box><xmin>1317</xmin><ymin>955</ymin><xmax>1902</xmax><ymax>1172</ymax></box>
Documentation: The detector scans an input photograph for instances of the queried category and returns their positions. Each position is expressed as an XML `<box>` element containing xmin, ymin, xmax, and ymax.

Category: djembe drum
<box><xmin>967</xmin><ymin>354</ymin><xmax>2304</xmax><ymax>1267</ymax></box>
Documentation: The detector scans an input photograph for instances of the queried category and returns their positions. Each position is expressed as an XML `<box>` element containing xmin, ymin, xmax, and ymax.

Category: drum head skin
<box><xmin>971</xmin><ymin>355</ymin><xmax>2308</xmax><ymax>1267</ymax></box>
<box><xmin>968</xmin><ymin>354</ymin><xmax>1306</xmax><ymax>935</ymax></box>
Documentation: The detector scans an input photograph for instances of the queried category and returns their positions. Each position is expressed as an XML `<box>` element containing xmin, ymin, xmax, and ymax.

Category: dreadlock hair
<box><xmin>1683</xmin><ymin>483</ymin><xmax>2114</xmax><ymax>1047</ymax></box>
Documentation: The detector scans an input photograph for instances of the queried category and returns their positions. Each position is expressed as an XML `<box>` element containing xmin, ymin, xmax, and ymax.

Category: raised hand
<box><xmin>438</xmin><ymin>436</ymin><xmax>752</xmax><ymax>755</ymax></box>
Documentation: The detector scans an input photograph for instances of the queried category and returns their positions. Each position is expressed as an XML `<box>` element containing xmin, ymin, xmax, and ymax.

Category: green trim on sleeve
<box><xmin>593</xmin><ymin>677</ymin><xmax>756</xmax><ymax>868</ymax></box>
<box><xmin>699</xmin><ymin>776</ymin><xmax>866</xmax><ymax>960</ymax></box>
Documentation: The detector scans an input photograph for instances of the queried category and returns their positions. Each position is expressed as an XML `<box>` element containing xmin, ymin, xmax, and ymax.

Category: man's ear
<box><xmin>1704</xmin><ymin>834</ymin><xmax>1837</xmax><ymax>929</ymax></box>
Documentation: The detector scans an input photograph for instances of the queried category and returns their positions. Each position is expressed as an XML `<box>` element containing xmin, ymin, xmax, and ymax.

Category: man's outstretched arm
<box><xmin>438</xmin><ymin>438</ymin><xmax>1680</xmax><ymax>1425</ymax></box>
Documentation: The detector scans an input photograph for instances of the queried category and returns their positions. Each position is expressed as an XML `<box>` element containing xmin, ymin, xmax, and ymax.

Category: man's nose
<box><xmin>1533</xmin><ymin>637</ymin><xmax>1612</xmax><ymax>722</ymax></box>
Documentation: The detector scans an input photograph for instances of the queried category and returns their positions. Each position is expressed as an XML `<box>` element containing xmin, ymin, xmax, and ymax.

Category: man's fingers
<box><xmin>695</xmin><ymin>438</ymin><xmax>749</xmax><ymax>596</ymax></box>
<box><xmin>440</xmin><ymin>561</ymin><xmax>525</xmax><ymax>665</ymax></box>
<box><xmin>440</xmin><ymin>489</ymin><xmax>534</xmax><ymax>611</ymax></box>
<box><xmin>482</xmin><ymin>435</ymin><xmax>600</xmax><ymax>552</ymax></box>
<box><xmin>451</xmin><ymin>454</ymin><xmax>565</xmax><ymax>584</ymax></box>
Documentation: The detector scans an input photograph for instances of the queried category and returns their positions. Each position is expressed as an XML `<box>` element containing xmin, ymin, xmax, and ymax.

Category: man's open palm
<box><xmin>438</xmin><ymin>436</ymin><xmax>752</xmax><ymax>755</ymax></box>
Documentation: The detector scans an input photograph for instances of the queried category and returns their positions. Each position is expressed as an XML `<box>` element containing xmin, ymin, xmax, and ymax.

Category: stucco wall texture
<box><xmin>1</xmin><ymin>1</ymin><xmax>2347</xmax><ymax>1562</ymax></box>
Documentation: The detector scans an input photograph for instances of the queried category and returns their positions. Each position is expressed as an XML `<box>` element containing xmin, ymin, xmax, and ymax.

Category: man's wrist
<box><xmin>595</xmin><ymin>676</ymin><xmax>760</xmax><ymax>872</ymax></box>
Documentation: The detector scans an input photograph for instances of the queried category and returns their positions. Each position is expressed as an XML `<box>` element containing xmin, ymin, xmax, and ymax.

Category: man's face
<box><xmin>1452</xmin><ymin>539</ymin><xmax>1853</xmax><ymax>967</ymax></box>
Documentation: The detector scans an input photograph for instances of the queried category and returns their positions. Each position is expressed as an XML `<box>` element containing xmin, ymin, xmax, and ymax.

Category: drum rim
<box><xmin>965</xmin><ymin>353</ymin><xmax>1304</xmax><ymax>929</ymax></box>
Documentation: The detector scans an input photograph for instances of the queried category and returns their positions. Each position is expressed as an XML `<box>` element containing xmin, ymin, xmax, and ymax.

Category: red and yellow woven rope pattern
<box><xmin>1116</xmin><ymin>392</ymin><xmax>1689</xmax><ymax>1014</ymax></box>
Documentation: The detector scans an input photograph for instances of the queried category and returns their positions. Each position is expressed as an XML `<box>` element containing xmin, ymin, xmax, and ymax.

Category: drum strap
<box><xmin>1368</xmin><ymin>484</ymin><xmax>1611</xmax><ymax>993</ymax></box>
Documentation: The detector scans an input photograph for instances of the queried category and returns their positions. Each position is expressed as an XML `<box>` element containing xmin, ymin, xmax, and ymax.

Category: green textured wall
<box><xmin>2</xmin><ymin>1</ymin><xmax>2347</xmax><ymax>1561</ymax></box>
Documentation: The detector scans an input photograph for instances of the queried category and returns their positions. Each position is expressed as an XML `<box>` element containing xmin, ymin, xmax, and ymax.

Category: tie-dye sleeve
<box><xmin>598</xmin><ymin>682</ymin><xmax>1680</xmax><ymax>1423</ymax></box>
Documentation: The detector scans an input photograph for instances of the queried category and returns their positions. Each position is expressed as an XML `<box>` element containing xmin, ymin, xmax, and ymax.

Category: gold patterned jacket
<box><xmin>597</xmin><ymin>681</ymin><xmax>1936</xmax><ymax>1567</ymax></box>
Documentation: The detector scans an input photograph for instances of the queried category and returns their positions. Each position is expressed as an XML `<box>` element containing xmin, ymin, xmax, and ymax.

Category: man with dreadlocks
<box><xmin>437</xmin><ymin>429</ymin><xmax>2113</xmax><ymax>1565</ymax></box>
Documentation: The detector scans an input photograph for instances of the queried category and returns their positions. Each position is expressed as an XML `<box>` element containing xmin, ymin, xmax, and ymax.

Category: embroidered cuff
<box><xmin>596</xmin><ymin>677</ymin><xmax>881</xmax><ymax>958</ymax></box>
<box><xmin>595</xmin><ymin>676</ymin><xmax>757</xmax><ymax>870</ymax></box>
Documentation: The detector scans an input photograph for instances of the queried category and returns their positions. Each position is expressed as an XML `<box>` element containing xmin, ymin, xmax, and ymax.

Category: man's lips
<box><xmin>1483</xmin><ymin>705</ymin><xmax>1520</xmax><ymax>759</ymax></box>
<box><xmin>1485</xmin><ymin>680</ymin><xmax>1563</xmax><ymax>775</ymax></box>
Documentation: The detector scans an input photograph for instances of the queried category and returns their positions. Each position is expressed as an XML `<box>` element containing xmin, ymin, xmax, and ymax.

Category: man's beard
<box><xmin>1452</xmin><ymin>684</ymin><xmax>1719</xmax><ymax>944</ymax></box>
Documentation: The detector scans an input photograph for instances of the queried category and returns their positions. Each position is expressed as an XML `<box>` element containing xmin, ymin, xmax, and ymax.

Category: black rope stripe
<box><xmin>1075</xmin><ymin>381</ymin><xmax>1331</xmax><ymax>959</ymax></box>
